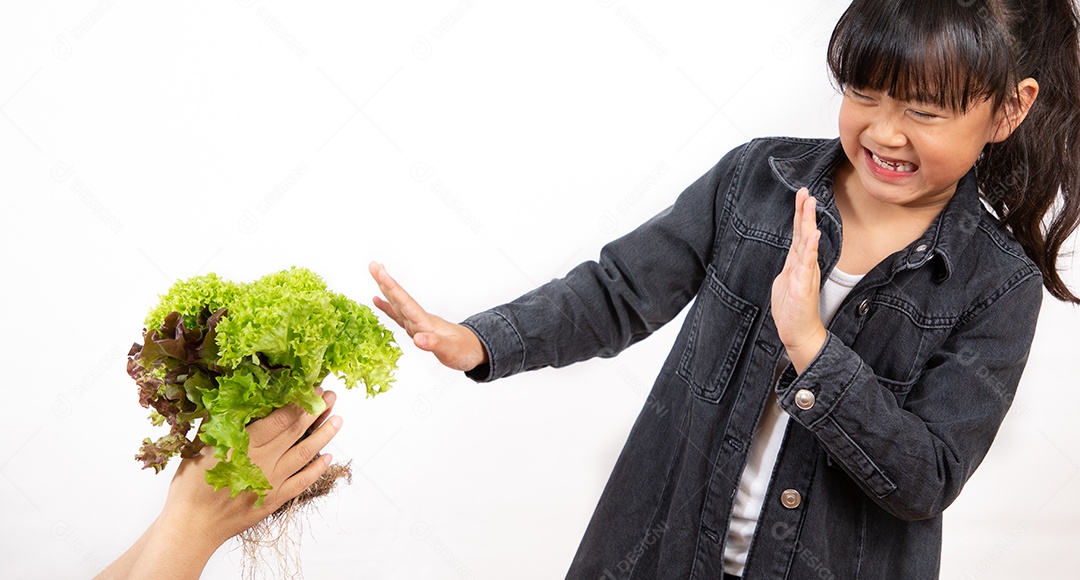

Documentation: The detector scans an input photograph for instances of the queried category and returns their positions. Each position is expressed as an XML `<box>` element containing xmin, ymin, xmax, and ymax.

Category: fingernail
<box><xmin>329</xmin><ymin>415</ymin><xmax>343</xmax><ymax>429</ymax></box>
<box><xmin>322</xmin><ymin>454</ymin><xmax>333</xmax><ymax>466</ymax></box>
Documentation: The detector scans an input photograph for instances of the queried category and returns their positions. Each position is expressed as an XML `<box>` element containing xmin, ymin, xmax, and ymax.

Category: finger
<box><xmin>279</xmin><ymin>415</ymin><xmax>342</xmax><ymax>477</ymax></box>
<box><xmin>803</xmin><ymin>220</ymin><xmax>819</xmax><ymax>259</ymax></box>
<box><xmin>802</xmin><ymin>194</ymin><xmax>818</xmax><ymax>243</ymax></box>
<box><xmin>801</xmin><ymin>201</ymin><xmax>819</xmax><ymax>264</ymax></box>
<box><xmin>246</xmin><ymin>403</ymin><xmax>306</xmax><ymax>448</ymax></box>
<box><xmin>246</xmin><ymin>400</ymin><xmax>321</xmax><ymax>450</ymax></box>
<box><xmin>369</xmin><ymin>264</ymin><xmax>402</xmax><ymax>324</ymax></box>
<box><xmin>274</xmin><ymin>454</ymin><xmax>333</xmax><ymax>506</ymax></box>
<box><xmin>798</xmin><ymin>230</ymin><xmax>822</xmax><ymax>284</ymax></box>
<box><xmin>372</xmin><ymin>295</ymin><xmax>404</xmax><ymax>328</ymax></box>
<box><xmin>785</xmin><ymin>192</ymin><xmax>803</xmax><ymax>260</ymax></box>
<box><xmin>370</xmin><ymin>262</ymin><xmax>409</xmax><ymax>307</ymax></box>
<box><xmin>781</xmin><ymin>240</ymin><xmax>799</xmax><ymax>275</ymax></box>
<box><xmin>370</xmin><ymin>264</ymin><xmax>429</xmax><ymax>330</ymax></box>
<box><xmin>306</xmin><ymin>390</ymin><xmax>337</xmax><ymax>437</ymax></box>
<box><xmin>810</xmin><ymin>230</ymin><xmax>821</xmax><ymax>269</ymax></box>
<box><xmin>369</xmin><ymin>262</ymin><xmax>402</xmax><ymax>310</ymax></box>
<box><xmin>793</xmin><ymin>188</ymin><xmax>807</xmax><ymax>242</ymax></box>
<box><xmin>785</xmin><ymin>191</ymin><xmax>810</xmax><ymax>274</ymax></box>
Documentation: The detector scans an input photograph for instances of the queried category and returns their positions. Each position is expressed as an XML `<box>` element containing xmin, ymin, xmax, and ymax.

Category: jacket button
<box><xmin>781</xmin><ymin>489</ymin><xmax>802</xmax><ymax>509</ymax></box>
<box><xmin>856</xmin><ymin>299</ymin><xmax>870</xmax><ymax>316</ymax></box>
<box><xmin>795</xmin><ymin>389</ymin><xmax>815</xmax><ymax>410</ymax></box>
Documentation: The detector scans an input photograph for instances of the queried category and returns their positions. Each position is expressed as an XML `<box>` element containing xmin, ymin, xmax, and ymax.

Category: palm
<box><xmin>771</xmin><ymin>189</ymin><xmax>824</xmax><ymax>350</ymax></box>
<box><xmin>368</xmin><ymin>262</ymin><xmax>487</xmax><ymax>372</ymax></box>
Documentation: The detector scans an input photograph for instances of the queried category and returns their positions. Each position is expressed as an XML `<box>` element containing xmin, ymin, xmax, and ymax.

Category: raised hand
<box><xmin>368</xmin><ymin>261</ymin><xmax>488</xmax><ymax>372</ymax></box>
<box><xmin>770</xmin><ymin>188</ymin><xmax>828</xmax><ymax>373</ymax></box>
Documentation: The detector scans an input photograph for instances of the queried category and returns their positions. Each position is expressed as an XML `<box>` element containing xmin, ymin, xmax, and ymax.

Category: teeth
<box><xmin>871</xmin><ymin>151</ymin><xmax>916</xmax><ymax>173</ymax></box>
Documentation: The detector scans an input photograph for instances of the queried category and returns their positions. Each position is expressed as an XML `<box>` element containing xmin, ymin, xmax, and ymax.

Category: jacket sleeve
<box><xmin>775</xmin><ymin>268</ymin><xmax>1044</xmax><ymax>521</ymax></box>
<box><xmin>460</xmin><ymin>144</ymin><xmax>748</xmax><ymax>383</ymax></box>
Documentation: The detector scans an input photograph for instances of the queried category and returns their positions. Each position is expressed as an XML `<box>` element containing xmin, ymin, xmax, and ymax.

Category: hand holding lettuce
<box><xmin>127</xmin><ymin>267</ymin><xmax>401</xmax><ymax>506</ymax></box>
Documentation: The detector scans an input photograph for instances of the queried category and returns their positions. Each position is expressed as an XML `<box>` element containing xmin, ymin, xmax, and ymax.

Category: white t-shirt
<box><xmin>722</xmin><ymin>267</ymin><xmax>864</xmax><ymax>576</ymax></box>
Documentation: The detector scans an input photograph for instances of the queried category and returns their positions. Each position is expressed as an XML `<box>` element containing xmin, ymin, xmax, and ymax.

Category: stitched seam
<box><xmin>712</xmin><ymin>142</ymin><xmax>752</xmax><ymax>267</ymax></box>
<box><xmin>954</xmin><ymin>267</ymin><xmax>1039</xmax><ymax>329</ymax></box>
<box><xmin>730</xmin><ymin>211</ymin><xmax>789</xmax><ymax>249</ymax></box>
<box><xmin>490</xmin><ymin>309</ymin><xmax>526</xmax><ymax>376</ymax></box>
<box><xmin>827</xmin><ymin>415</ymin><xmax>898</xmax><ymax>497</ymax></box>
<box><xmin>766</xmin><ymin>138</ymin><xmax>835</xmax><ymax>187</ymax></box>
<box><xmin>806</xmin><ymin>357</ymin><xmax>863</xmax><ymax>430</ymax></box>
<box><xmin>870</xmin><ymin>294</ymin><xmax>956</xmax><ymax>329</ymax></box>
<box><xmin>977</xmin><ymin>220</ymin><xmax>1029</xmax><ymax>262</ymax></box>
<box><xmin>854</xmin><ymin>498</ymin><xmax>866</xmax><ymax>579</ymax></box>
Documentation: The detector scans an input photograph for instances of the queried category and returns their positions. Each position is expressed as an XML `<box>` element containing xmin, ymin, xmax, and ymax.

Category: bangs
<box><xmin>828</xmin><ymin>0</ymin><xmax>1016</xmax><ymax>112</ymax></box>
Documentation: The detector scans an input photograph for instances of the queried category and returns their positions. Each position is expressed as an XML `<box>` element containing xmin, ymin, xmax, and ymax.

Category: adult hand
<box><xmin>160</xmin><ymin>389</ymin><xmax>342</xmax><ymax>541</ymax></box>
<box><xmin>771</xmin><ymin>188</ymin><xmax>828</xmax><ymax>373</ymax></box>
<box><xmin>99</xmin><ymin>390</ymin><xmax>342</xmax><ymax>580</ymax></box>
<box><xmin>368</xmin><ymin>261</ymin><xmax>488</xmax><ymax>372</ymax></box>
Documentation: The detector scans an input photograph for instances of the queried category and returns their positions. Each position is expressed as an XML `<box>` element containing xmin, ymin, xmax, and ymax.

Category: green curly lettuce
<box><xmin>128</xmin><ymin>267</ymin><xmax>401</xmax><ymax>506</ymax></box>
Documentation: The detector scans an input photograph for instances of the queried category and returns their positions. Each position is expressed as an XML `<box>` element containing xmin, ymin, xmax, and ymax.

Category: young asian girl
<box><xmin>370</xmin><ymin>0</ymin><xmax>1080</xmax><ymax>578</ymax></box>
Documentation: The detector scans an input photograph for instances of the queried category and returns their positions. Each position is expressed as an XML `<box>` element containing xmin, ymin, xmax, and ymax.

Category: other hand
<box><xmin>770</xmin><ymin>188</ymin><xmax>828</xmax><ymax>373</ymax></box>
<box><xmin>102</xmin><ymin>390</ymin><xmax>342</xmax><ymax>580</ymax></box>
<box><xmin>158</xmin><ymin>389</ymin><xmax>342</xmax><ymax>543</ymax></box>
<box><xmin>368</xmin><ymin>261</ymin><xmax>488</xmax><ymax>372</ymax></box>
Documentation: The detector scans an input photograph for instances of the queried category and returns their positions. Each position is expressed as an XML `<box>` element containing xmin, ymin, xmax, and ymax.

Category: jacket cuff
<box><xmin>460</xmin><ymin>309</ymin><xmax>526</xmax><ymax>383</ymax></box>
<box><xmin>775</xmin><ymin>332</ymin><xmax>863</xmax><ymax>428</ymax></box>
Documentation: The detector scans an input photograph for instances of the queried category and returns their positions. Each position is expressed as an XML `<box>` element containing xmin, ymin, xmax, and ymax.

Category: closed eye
<box><xmin>909</xmin><ymin>109</ymin><xmax>939</xmax><ymax>120</ymax></box>
<box><xmin>846</xmin><ymin>89</ymin><xmax>876</xmax><ymax>103</ymax></box>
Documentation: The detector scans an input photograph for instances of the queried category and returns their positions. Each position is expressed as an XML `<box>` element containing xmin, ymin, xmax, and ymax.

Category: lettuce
<box><xmin>127</xmin><ymin>267</ymin><xmax>400</xmax><ymax>506</ymax></box>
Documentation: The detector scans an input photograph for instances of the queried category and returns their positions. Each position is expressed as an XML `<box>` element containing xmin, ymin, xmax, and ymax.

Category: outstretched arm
<box><xmin>96</xmin><ymin>389</ymin><xmax>342</xmax><ymax>580</ymax></box>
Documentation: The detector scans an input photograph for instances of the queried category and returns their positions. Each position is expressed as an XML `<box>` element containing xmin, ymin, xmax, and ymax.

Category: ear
<box><xmin>989</xmin><ymin>78</ymin><xmax>1039</xmax><ymax>143</ymax></box>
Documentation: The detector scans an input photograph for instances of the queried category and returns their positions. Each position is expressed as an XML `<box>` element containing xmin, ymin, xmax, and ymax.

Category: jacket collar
<box><xmin>767</xmin><ymin>138</ymin><xmax>845</xmax><ymax>208</ymax></box>
<box><xmin>767</xmin><ymin>138</ymin><xmax>986</xmax><ymax>283</ymax></box>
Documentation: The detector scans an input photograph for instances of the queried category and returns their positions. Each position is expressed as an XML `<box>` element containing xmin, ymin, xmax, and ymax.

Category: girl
<box><xmin>371</xmin><ymin>0</ymin><xmax>1080</xmax><ymax>578</ymax></box>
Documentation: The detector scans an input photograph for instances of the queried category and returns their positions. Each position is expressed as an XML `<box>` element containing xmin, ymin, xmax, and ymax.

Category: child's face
<box><xmin>837</xmin><ymin>87</ymin><xmax>1002</xmax><ymax>209</ymax></box>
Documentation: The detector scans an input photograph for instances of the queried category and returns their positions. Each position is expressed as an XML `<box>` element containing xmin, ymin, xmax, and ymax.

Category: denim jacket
<box><xmin>461</xmin><ymin>137</ymin><xmax>1043</xmax><ymax>579</ymax></box>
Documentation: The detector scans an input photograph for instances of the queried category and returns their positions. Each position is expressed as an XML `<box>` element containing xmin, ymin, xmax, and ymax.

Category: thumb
<box><xmin>413</xmin><ymin>332</ymin><xmax>437</xmax><ymax>352</ymax></box>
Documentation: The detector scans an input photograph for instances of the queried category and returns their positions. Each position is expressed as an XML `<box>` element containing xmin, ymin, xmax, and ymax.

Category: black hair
<box><xmin>828</xmin><ymin>0</ymin><xmax>1080</xmax><ymax>303</ymax></box>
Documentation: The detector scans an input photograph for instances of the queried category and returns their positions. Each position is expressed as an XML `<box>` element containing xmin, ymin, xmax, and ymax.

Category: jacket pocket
<box><xmin>677</xmin><ymin>266</ymin><xmax>759</xmax><ymax>403</ymax></box>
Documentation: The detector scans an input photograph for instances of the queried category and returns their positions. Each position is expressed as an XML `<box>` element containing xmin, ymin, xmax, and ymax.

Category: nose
<box><xmin>866</xmin><ymin>110</ymin><xmax>907</xmax><ymax>149</ymax></box>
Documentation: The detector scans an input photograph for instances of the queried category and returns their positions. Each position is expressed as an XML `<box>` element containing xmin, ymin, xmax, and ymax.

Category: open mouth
<box><xmin>865</xmin><ymin>148</ymin><xmax>918</xmax><ymax>175</ymax></box>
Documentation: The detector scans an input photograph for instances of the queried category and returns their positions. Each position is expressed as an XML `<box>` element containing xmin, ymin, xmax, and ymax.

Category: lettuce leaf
<box><xmin>128</xmin><ymin>267</ymin><xmax>401</xmax><ymax>506</ymax></box>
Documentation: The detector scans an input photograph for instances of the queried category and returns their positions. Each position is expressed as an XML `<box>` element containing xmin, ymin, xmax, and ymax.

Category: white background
<box><xmin>2</xmin><ymin>1</ymin><xmax>1078</xmax><ymax>579</ymax></box>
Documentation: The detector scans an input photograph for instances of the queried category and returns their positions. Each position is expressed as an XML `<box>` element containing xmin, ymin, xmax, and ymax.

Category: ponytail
<box><xmin>828</xmin><ymin>0</ymin><xmax>1080</xmax><ymax>302</ymax></box>
<box><xmin>979</xmin><ymin>0</ymin><xmax>1080</xmax><ymax>303</ymax></box>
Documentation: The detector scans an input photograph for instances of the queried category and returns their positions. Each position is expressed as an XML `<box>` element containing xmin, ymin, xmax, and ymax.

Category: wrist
<box><xmin>127</xmin><ymin>513</ymin><xmax>221</xmax><ymax>580</ymax></box>
<box><xmin>156</xmin><ymin>501</ymin><xmax>232</xmax><ymax>558</ymax></box>
<box><xmin>785</xmin><ymin>327</ymin><xmax>828</xmax><ymax>374</ymax></box>
<box><xmin>457</xmin><ymin>323</ymin><xmax>489</xmax><ymax>369</ymax></box>
<box><xmin>468</xmin><ymin>329</ymin><xmax>489</xmax><ymax>367</ymax></box>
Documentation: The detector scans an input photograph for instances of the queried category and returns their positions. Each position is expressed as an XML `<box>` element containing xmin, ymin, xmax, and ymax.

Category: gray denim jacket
<box><xmin>461</xmin><ymin>137</ymin><xmax>1043</xmax><ymax>579</ymax></box>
